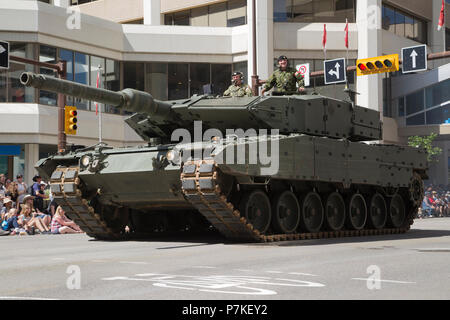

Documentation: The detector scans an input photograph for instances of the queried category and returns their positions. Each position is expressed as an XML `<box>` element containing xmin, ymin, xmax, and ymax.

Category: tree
<box><xmin>407</xmin><ymin>133</ymin><xmax>442</xmax><ymax>163</ymax></box>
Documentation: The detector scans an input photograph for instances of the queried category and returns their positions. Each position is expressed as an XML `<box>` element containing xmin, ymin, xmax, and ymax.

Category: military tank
<box><xmin>20</xmin><ymin>71</ymin><xmax>427</xmax><ymax>242</ymax></box>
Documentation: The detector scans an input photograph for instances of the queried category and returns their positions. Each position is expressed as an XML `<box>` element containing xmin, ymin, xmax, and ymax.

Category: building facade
<box><xmin>0</xmin><ymin>0</ymin><xmax>449</xmax><ymax>185</ymax></box>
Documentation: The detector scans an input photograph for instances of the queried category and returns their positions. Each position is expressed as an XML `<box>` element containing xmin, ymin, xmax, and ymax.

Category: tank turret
<box><xmin>21</xmin><ymin>71</ymin><xmax>381</xmax><ymax>143</ymax></box>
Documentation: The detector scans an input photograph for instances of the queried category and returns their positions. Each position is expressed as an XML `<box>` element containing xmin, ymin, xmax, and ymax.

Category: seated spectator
<box><xmin>51</xmin><ymin>206</ymin><xmax>83</xmax><ymax>234</ymax></box>
<box><xmin>23</xmin><ymin>194</ymin><xmax>51</xmax><ymax>228</ymax></box>
<box><xmin>1</xmin><ymin>198</ymin><xmax>13</xmax><ymax>220</ymax></box>
<box><xmin>33</xmin><ymin>182</ymin><xmax>47</xmax><ymax>213</ymax></box>
<box><xmin>18</xmin><ymin>203</ymin><xmax>51</xmax><ymax>235</ymax></box>
<box><xmin>3</xmin><ymin>208</ymin><xmax>20</xmax><ymax>232</ymax></box>
<box><xmin>5</xmin><ymin>180</ymin><xmax>18</xmax><ymax>208</ymax></box>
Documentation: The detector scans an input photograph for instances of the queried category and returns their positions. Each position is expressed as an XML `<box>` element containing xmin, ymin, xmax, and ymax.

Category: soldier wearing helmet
<box><xmin>223</xmin><ymin>71</ymin><xmax>253</xmax><ymax>97</ymax></box>
<box><xmin>261</xmin><ymin>56</ymin><xmax>305</xmax><ymax>96</ymax></box>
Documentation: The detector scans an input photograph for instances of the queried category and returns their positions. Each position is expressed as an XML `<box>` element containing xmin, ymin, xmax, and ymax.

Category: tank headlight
<box><xmin>166</xmin><ymin>150</ymin><xmax>180</xmax><ymax>164</ymax></box>
<box><xmin>80</xmin><ymin>155</ymin><xmax>91</xmax><ymax>168</ymax></box>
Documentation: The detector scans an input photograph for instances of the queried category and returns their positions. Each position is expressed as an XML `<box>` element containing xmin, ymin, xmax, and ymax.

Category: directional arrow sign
<box><xmin>402</xmin><ymin>44</ymin><xmax>427</xmax><ymax>74</ymax></box>
<box><xmin>324</xmin><ymin>58</ymin><xmax>346</xmax><ymax>85</ymax></box>
<box><xmin>0</xmin><ymin>41</ymin><xmax>9</xmax><ymax>70</ymax></box>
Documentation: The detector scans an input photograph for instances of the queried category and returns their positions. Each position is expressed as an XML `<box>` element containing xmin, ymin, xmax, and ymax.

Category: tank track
<box><xmin>50</xmin><ymin>166</ymin><xmax>120</xmax><ymax>240</ymax></box>
<box><xmin>181</xmin><ymin>159</ymin><xmax>417</xmax><ymax>243</ymax></box>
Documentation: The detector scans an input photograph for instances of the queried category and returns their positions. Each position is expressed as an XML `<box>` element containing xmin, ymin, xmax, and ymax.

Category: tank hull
<box><xmin>39</xmin><ymin>134</ymin><xmax>427</xmax><ymax>241</ymax></box>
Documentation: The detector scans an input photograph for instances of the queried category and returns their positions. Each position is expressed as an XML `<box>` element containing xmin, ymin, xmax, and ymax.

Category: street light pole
<box><xmin>251</xmin><ymin>0</ymin><xmax>259</xmax><ymax>96</ymax></box>
<box><xmin>57</xmin><ymin>60</ymin><xmax>67</xmax><ymax>154</ymax></box>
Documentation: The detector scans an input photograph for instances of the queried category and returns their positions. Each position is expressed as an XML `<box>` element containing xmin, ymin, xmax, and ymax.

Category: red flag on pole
<box><xmin>438</xmin><ymin>0</ymin><xmax>445</xmax><ymax>31</ymax></box>
<box><xmin>95</xmin><ymin>70</ymin><xmax>100</xmax><ymax>115</ymax></box>
<box><xmin>344</xmin><ymin>19</ymin><xmax>349</xmax><ymax>49</ymax></box>
<box><xmin>322</xmin><ymin>24</ymin><xmax>327</xmax><ymax>53</ymax></box>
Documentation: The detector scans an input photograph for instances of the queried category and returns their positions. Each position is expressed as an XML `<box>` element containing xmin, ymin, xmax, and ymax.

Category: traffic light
<box><xmin>357</xmin><ymin>54</ymin><xmax>399</xmax><ymax>76</ymax></box>
<box><xmin>65</xmin><ymin>106</ymin><xmax>78</xmax><ymax>135</ymax></box>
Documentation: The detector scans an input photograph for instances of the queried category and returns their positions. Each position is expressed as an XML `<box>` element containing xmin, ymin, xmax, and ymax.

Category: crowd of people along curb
<box><xmin>0</xmin><ymin>173</ymin><xmax>83</xmax><ymax>236</ymax></box>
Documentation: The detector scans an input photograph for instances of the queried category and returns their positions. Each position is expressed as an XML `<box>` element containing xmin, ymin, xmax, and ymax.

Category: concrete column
<box><xmin>53</xmin><ymin>0</ymin><xmax>70</xmax><ymax>7</ymax></box>
<box><xmin>143</xmin><ymin>0</ymin><xmax>162</xmax><ymax>26</ymax></box>
<box><xmin>247</xmin><ymin>0</ymin><xmax>274</xmax><ymax>87</ymax></box>
<box><xmin>24</xmin><ymin>144</ymin><xmax>39</xmax><ymax>185</ymax></box>
<box><xmin>356</xmin><ymin>0</ymin><xmax>382</xmax><ymax>112</ymax></box>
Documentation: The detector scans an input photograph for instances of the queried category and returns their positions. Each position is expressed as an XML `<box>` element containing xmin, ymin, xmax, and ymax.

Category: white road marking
<box><xmin>234</xmin><ymin>269</ymin><xmax>252</xmax><ymax>272</ymax></box>
<box><xmin>119</xmin><ymin>261</ymin><xmax>150</xmax><ymax>265</ymax></box>
<box><xmin>0</xmin><ymin>296</ymin><xmax>58</xmax><ymax>300</ymax></box>
<box><xmin>51</xmin><ymin>258</ymin><xmax>66</xmax><ymax>261</ymax></box>
<box><xmin>101</xmin><ymin>273</ymin><xmax>326</xmax><ymax>295</ymax></box>
<box><xmin>192</xmin><ymin>266</ymin><xmax>217</xmax><ymax>269</ymax></box>
<box><xmin>352</xmin><ymin>278</ymin><xmax>416</xmax><ymax>284</ymax></box>
<box><xmin>265</xmin><ymin>271</ymin><xmax>283</xmax><ymax>274</ymax></box>
<box><xmin>288</xmin><ymin>272</ymin><xmax>318</xmax><ymax>277</ymax></box>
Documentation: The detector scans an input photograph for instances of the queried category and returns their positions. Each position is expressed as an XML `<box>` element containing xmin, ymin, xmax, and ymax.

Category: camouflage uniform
<box><xmin>263</xmin><ymin>67</ymin><xmax>305</xmax><ymax>95</ymax></box>
<box><xmin>223</xmin><ymin>84</ymin><xmax>253</xmax><ymax>97</ymax></box>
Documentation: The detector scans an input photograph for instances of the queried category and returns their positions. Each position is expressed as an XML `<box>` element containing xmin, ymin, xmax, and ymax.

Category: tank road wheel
<box><xmin>324</xmin><ymin>192</ymin><xmax>346</xmax><ymax>231</ymax></box>
<box><xmin>299</xmin><ymin>192</ymin><xmax>324</xmax><ymax>233</ymax></box>
<box><xmin>346</xmin><ymin>193</ymin><xmax>367</xmax><ymax>230</ymax></box>
<box><xmin>368</xmin><ymin>193</ymin><xmax>387</xmax><ymax>229</ymax></box>
<box><xmin>271</xmin><ymin>191</ymin><xmax>300</xmax><ymax>234</ymax></box>
<box><xmin>409</xmin><ymin>172</ymin><xmax>424</xmax><ymax>207</ymax></box>
<box><xmin>388</xmin><ymin>194</ymin><xmax>406</xmax><ymax>228</ymax></box>
<box><xmin>240</xmin><ymin>190</ymin><xmax>272</xmax><ymax>234</ymax></box>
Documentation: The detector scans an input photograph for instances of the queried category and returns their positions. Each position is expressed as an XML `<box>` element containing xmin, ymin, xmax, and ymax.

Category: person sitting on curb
<box><xmin>23</xmin><ymin>194</ymin><xmax>51</xmax><ymax>228</ymax></box>
<box><xmin>18</xmin><ymin>203</ymin><xmax>51</xmax><ymax>235</ymax></box>
<box><xmin>51</xmin><ymin>206</ymin><xmax>83</xmax><ymax>234</ymax></box>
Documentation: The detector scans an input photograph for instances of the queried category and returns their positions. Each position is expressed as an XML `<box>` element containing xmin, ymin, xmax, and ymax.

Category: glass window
<box><xmin>395</xmin><ymin>10</ymin><xmax>405</xmax><ymax>37</ymax></box>
<box><xmin>191</xmin><ymin>6</ymin><xmax>209</xmax><ymax>26</ymax></box>
<box><xmin>425</xmin><ymin>79</ymin><xmax>450</xmax><ymax>109</ymax></box>
<box><xmin>406</xmin><ymin>113</ymin><xmax>425</xmax><ymax>126</ymax></box>
<box><xmin>426</xmin><ymin>105</ymin><xmax>450</xmax><ymax>125</ymax></box>
<box><xmin>334</xmin><ymin>0</ymin><xmax>354</xmax><ymax>22</ymax></box>
<box><xmin>39</xmin><ymin>45</ymin><xmax>58</xmax><ymax>106</ymax></box>
<box><xmin>274</xmin><ymin>0</ymin><xmax>291</xmax><ymax>22</ymax></box>
<box><xmin>8</xmin><ymin>43</ymin><xmax>34</xmax><ymax>103</ymax></box>
<box><xmin>233</xmin><ymin>61</ymin><xmax>248</xmax><ymax>84</ymax></box>
<box><xmin>90</xmin><ymin>56</ymin><xmax>105</xmax><ymax>112</ymax></box>
<box><xmin>164</xmin><ymin>14</ymin><xmax>174</xmax><ymax>26</ymax></box>
<box><xmin>105</xmin><ymin>59</ymin><xmax>120</xmax><ymax>114</ymax></box>
<box><xmin>190</xmin><ymin>63</ymin><xmax>210</xmax><ymax>96</ymax></box>
<box><xmin>405</xmin><ymin>89</ymin><xmax>424</xmax><ymax>116</ymax></box>
<box><xmin>74</xmin><ymin>52</ymin><xmax>89</xmax><ymax>111</ymax></box>
<box><xmin>211</xmin><ymin>64</ymin><xmax>231</xmax><ymax>96</ymax></box>
<box><xmin>173</xmin><ymin>10</ymin><xmax>190</xmax><ymax>26</ymax></box>
<box><xmin>146</xmin><ymin>63</ymin><xmax>168</xmax><ymax>101</ymax></box>
<box><xmin>209</xmin><ymin>2</ymin><xmax>227</xmax><ymax>27</ymax></box>
<box><xmin>382</xmin><ymin>6</ymin><xmax>395</xmax><ymax>32</ymax></box>
<box><xmin>404</xmin><ymin>15</ymin><xmax>414</xmax><ymax>39</ymax></box>
<box><xmin>447</xmin><ymin>28</ymin><xmax>450</xmax><ymax>51</ymax></box>
<box><xmin>0</xmin><ymin>70</ymin><xmax>6</xmax><ymax>103</ymax></box>
<box><xmin>291</xmin><ymin>0</ymin><xmax>313</xmax><ymax>22</ymax></box>
<box><xmin>398</xmin><ymin>97</ymin><xmax>405</xmax><ymax>117</ymax></box>
<box><xmin>168</xmin><ymin>63</ymin><xmax>189</xmax><ymax>100</ymax></box>
<box><xmin>124</xmin><ymin>62</ymin><xmax>144</xmax><ymax>91</ymax></box>
<box><xmin>227</xmin><ymin>0</ymin><xmax>247</xmax><ymax>27</ymax></box>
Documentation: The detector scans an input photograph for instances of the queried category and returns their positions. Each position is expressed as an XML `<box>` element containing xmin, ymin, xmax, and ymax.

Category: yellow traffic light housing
<box><xmin>357</xmin><ymin>54</ymin><xmax>399</xmax><ymax>76</ymax></box>
<box><xmin>65</xmin><ymin>106</ymin><xmax>78</xmax><ymax>135</ymax></box>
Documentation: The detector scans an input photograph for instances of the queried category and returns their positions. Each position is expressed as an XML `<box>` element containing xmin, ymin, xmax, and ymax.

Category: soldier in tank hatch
<box><xmin>261</xmin><ymin>55</ymin><xmax>305</xmax><ymax>96</ymax></box>
<box><xmin>223</xmin><ymin>71</ymin><xmax>253</xmax><ymax>97</ymax></box>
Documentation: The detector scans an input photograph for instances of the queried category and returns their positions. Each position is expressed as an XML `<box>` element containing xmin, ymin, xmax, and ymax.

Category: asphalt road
<box><xmin>0</xmin><ymin>218</ymin><xmax>449</xmax><ymax>301</ymax></box>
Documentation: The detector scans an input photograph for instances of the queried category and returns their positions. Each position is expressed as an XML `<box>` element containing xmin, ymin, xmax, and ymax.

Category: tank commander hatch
<box><xmin>261</xmin><ymin>55</ymin><xmax>305</xmax><ymax>96</ymax></box>
<box><xmin>223</xmin><ymin>71</ymin><xmax>253</xmax><ymax>97</ymax></box>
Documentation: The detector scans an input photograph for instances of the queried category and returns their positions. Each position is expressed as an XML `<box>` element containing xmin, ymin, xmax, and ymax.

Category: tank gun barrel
<box><xmin>20</xmin><ymin>72</ymin><xmax>173</xmax><ymax>120</ymax></box>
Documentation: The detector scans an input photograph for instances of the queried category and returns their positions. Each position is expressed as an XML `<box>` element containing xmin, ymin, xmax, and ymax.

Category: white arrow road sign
<box><xmin>328</xmin><ymin>63</ymin><xmax>341</xmax><ymax>79</ymax></box>
<box><xmin>410</xmin><ymin>50</ymin><xmax>418</xmax><ymax>69</ymax></box>
<box><xmin>0</xmin><ymin>46</ymin><xmax>5</xmax><ymax>54</ymax></box>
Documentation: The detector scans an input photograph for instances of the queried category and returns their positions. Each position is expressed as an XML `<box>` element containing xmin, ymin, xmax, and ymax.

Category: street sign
<box><xmin>402</xmin><ymin>44</ymin><xmax>427</xmax><ymax>74</ymax></box>
<box><xmin>296</xmin><ymin>63</ymin><xmax>310</xmax><ymax>87</ymax></box>
<box><xmin>324</xmin><ymin>58</ymin><xmax>346</xmax><ymax>85</ymax></box>
<box><xmin>0</xmin><ymin>41</ymin><xmax>9</xmax><ymax>70</ymax></box>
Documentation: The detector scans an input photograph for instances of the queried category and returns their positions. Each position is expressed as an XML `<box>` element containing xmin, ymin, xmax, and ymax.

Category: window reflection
<box><xmin>168</xmin><ymin>64</ymin><xmax>188</xmax><ymax>100</ymax></box>
<box><xmin>274</xmin><ymin>0</ymin><xmax>355</xmax><ymax>23</ymax></box>
<box><xmin>211</xmin><ymin>64</ymin><xmax>231</xmax><ymax>96</ymax></box>
<box><xmin>190</xmin><ymin>63</ymin><xmax>210</xmax><ymax>96</ymax></box>
<box><xmin>74</xmin><ymin>52</ymin><xmax>89</xmax><ymax>110</ymax></box>
<box><xmin>39</xmin><ymin>45</ymin><xmax>57</xmax><ymax>106</ymax></box>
